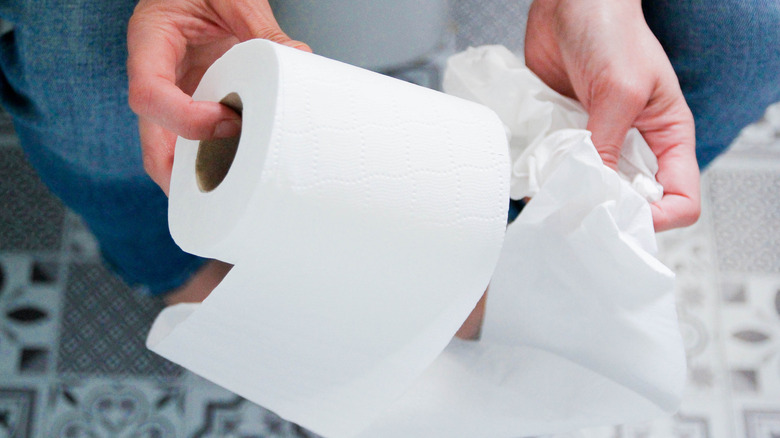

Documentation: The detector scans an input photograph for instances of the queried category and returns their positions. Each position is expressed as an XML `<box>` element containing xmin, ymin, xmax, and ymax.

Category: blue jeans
<box><xmin>644</xmin><ymin>0</ymin><xmax>780</xmax><ymax>168</ymax></box>
<box><xmin>0</xmin><ymin>1</ymin><xmax>207</xmax><ymax>295</ymax></box>
<box><xmin>0</xmin><ymin>1</ymin><xmax>778</xmax><ymax>293</ymax></box>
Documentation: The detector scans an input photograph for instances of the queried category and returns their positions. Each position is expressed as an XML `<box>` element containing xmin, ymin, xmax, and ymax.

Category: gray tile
<box><xmin>0</xmin><ymin>386</ymin><xmax>37</xmax><ymax>437</ymax></box>
<box><xmin>57</xmin><ymin>263</ymin><xmax>181</xmax><ymax>377</ymax></box>
<box><xmin>0</xmin><ymin>254</ymin><xmax>63</xmax><ymax>377</ymax></box>
<box><xmin>452</xmin><ymin>0</ymin><xmax>532</xmax><ymax>53</ymax></box>
<box><xmin>0</xmin><ymin>148</ymin><xmax>65</xmax><ymax>251</ymax></box>
<box><xmin>184</xmin><ymin>374</ymin><xmax>319</xmax><ymax>438</ymax></box>
<box><xmin>744</xmin><ymin>409</ymin><xmax>780</xmax><ymax>437</ymax></box>
<box><xmin>708</xmin><ymin>170</ymin><xmax>780</xmax><ymax>273</ymax></box>
<box><xmin>43</xmin><ymin>376</ymin><xmax>183</xmax><ymax>437</ymax></box>
<box><xmin>62</xmin><ymin>212</ymin><xmax>101</xmax><ymax>262</ymax></box>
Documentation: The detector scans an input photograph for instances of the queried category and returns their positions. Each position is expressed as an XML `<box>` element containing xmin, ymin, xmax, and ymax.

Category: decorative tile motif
<box><xmin>44</xmin><ymin>377</ymin><xmax>183</xmax><ymax>438</ymax></box>
<box><xmin>452</xmin><ymin>0</ymin><xmax>532</xmax><ymax>53</ymax></box>
<box><xmin>721</xmin><ymin>275</ymin><xmax>780</xmax><ymax>398</ymax></box>
<box><xmin>192</xmin><ymin>397</ymin><xmax>318</xmax><ymax>438</ymax></box>
<box><xmin>610</xmin><ymin>413</ymin><xmax>711</xmax><ymax>438</ymax></box>
<box><xmin>551</xmin><ymin>413</ymin><xmax>714</xmax><ymax>438</ymax></box>
<box><xmin>0</xmin><ymin>148</ymin><xmax>66</xmax><ymax>251</ymax></box>
<box><xmin>0</xmin><ymin>254</ymin><xmax>63</xmax><ymax>377</ymax></box>
<box><xmin>0</xmin><ymin>387</ymin><xmax>36</xmax><ymax>437</ymax></box>
<box><xmin>57</xmin><ymin>263</ymin><xmax>181</xmax><ymax>377</ymax></box>
<box><xmin>184</xmin><ymin>374</ymin><xmax>320</xmax><ymax>438</ymax></box>
<box><xmin>62</xmin><ymin>211</ymin><xmax>101</xmax><ymax>262</ymax></box>
<box><xmin>744</xmin><ymin>410</ymin><xmax>780</xmax><ymax>438</ymax></box>
<box><xmin>708</xmin><ymin>169</ymin><xmax>780</xmax><ymax>274</ymax></box>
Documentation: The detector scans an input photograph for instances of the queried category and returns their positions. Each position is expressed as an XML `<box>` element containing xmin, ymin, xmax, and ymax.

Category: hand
<box><xmin>127</xmin><ymin>0</ymin><xmax>310</xmax><ymax>194</ymax></box>
<box><xmin>525</xmin><ymin>0</ymin><xmax>700</xmax><ymax>231</ymax></box>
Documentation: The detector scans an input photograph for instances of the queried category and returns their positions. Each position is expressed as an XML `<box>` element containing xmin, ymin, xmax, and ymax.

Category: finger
<box><xmin>642</xmin><ymin>116</ymin><xmax>701</xmax><ymax>231</ymax></box>
<box><xmin>138</xmin><ymin>117</ymin><xmax>177</xmax><ymax>195</ymax></box>
<box><xmin>209</xmin><ymin>0</ymin><xmax>311</xmax><ymax>51</ymax></box>
<box><xmin>127</xmin><ymin>15</ymin><xmax>242</xmax><ymax>140</ymax></box>
<box><xmin>585</xmin><ymin>76</ymin><xmax>649</xmax><ymax>170</ymax></box>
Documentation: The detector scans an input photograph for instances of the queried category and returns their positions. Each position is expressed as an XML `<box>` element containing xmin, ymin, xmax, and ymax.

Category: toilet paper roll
<box><xmin>147</xmin><ymin>40</ymin><xmax>510</xmax><ymax>437</ymax></box>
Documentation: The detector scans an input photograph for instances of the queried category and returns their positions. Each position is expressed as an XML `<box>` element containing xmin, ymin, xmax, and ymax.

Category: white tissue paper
<box><xmin>147</xmin><ymin>40</ymin><xmax>686</xmax><ymax>438</ymax></box>
<box><xmin>146</xmin><ymin>40</ymin><xmax>510</xmax><ymax>437</ymax></box>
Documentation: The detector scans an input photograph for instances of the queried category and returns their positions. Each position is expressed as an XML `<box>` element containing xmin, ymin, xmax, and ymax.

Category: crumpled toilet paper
<box><xmin>147</xmin><ymin>41</ymin><xmax>686</xmax><ymax>438</ymax></box>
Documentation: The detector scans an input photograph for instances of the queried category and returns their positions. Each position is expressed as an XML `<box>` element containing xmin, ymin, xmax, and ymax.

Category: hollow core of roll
<box><xmin>196</xmin><ymin>92</ymin><xmax>243</xmax><ymax>192</ymax></box>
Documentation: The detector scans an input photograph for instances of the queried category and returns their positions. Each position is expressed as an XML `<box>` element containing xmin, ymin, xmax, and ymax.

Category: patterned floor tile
<box><xmin>183</xmin><ymin>373</ymin><xmax>320</xmax><ymax>438</ymax></box>
<box><xmin>57</xmin><ymin>263</ymin><xmax>181</xmax><ymax>377</ymax></box>
<box><xmin>452</xmin><ymin>0</ymin><xmax>532</xmax><ymax>53</ymax></box>
<box><xmin>0</xmin><ymin>254</ymin><xmax>64</xmax><ymax>377</ymax></box>
<box><xmin>708</xmin><ymin>168</ymin><xmax>780</xmax><ymax>274</ymax></box>
<box><xmin>720</xmin><ymin>274</ymin><xmax>780</xmax><ymax>399</ymax></box>
<box><xmin>61</xmin><ymin>211</ymin><xmax>101</xmax><ymax>263</ymax></box>
<box><xmin>0</xmin><ymin>148</ymin><xmax>66</xmax><ymax>252</ymax></box>
<box><xmin>550</xmin><ymin>409</ymin><xmax>729</xmax><ymax>438</ymax></box>
<box><xmin>742</xmin><ymin>407</ymin><xmax>780</xmax><ymax>438</ymax></box>
<box><xmin>42</xmin><ymin>376</ymin><xmax>183</xmax><ymax>438</ymax></box>
<box><xmin>0</xmin><ymin>385</ymin><xmax>38</xmax><ymax>437</ymax></box>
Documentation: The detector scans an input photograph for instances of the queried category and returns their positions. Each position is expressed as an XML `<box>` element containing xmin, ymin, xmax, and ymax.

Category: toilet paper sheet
<box><xmin>147</xmin><ymin>40</ymin><xmax>510</xmax><ymax>437</ymax></box>
<box><xmin>147</xmin><ymin>41</ymin><xmax>686</xmax><ymax>438</ymax></box>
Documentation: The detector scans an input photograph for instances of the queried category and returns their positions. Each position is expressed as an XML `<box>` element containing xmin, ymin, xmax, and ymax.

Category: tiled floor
<box><xmin>1</xmin><ymin>2</ymin><xmax>779</xmax><ymax>437</ymax></box>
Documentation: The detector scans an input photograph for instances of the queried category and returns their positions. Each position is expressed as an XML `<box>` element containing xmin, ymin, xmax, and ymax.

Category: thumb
<box><xmin>213</xmin><ymin>0</ymin><xmax>311</xmax><ymax>51</ymax></box>
<box><xmin>585</xmin><ymin>82</ymin><xmax>647</xmax><ymax>170</ymax></box>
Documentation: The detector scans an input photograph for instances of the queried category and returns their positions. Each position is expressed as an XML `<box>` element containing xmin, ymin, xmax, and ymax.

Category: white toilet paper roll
<box><xmin>147</xmin><ymin>40</ymin><xmax>510</xmax><ymax>437</ymax></box>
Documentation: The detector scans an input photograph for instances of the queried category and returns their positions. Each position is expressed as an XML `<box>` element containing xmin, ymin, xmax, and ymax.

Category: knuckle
<box><xmin>178</xmin><ymin>111</ymin><xmax>209</xmax><ymax>140</ymax></box>
<box><xmin>597</xmin><ymin>144</ymin><xmax>621</xmax><ymax>169</ymax></box>
<box><xmin>610</xmin><ymin>78</ymin><xmax>645</xmax><ymax>105</ymax></box>
<box><xmin>181</xmin><ymin>114</ymin><xmax>204</xmax><ymax>140</ymax></box>
<box><xmin>592</xmin><ymin>67</ymin><xmax>647</xmax><ymax>107</ymax></box>
<box><xmin>257</xmin><ymin>28</ymin><xmax>289</xmax><ymax>43</ymax></box>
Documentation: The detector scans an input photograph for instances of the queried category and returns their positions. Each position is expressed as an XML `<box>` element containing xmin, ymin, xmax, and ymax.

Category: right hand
<box><xmin>127</xmin><ymin>0</ymin><xmax>310</xmax><ymax>194</ymax></box>
<box><xmin>525</xmin><ymin>0</ymin><xmax>700</xmax><ymax>231</ymax></box>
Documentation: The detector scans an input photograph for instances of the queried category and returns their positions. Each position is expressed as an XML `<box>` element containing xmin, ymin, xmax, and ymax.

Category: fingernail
<box><xmin>214</xmin><ymin>118</ymin><xmax>241</xmax><ymax>138</ymax></box>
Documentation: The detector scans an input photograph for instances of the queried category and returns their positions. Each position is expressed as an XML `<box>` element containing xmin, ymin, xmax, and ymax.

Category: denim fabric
<box><xmin>0</xmin><ymin>1</ymin><xmax>777</xmax><ymax>290</ymax></box>
<box><xmin>644</xmin><ymin>0</ymin><xmax>780</xmax><ymax>168</ymax></box>
<box><xmin>0</xmin><ymin>1</ymin><xmax>207</xmax><ymax>295</ymax></box>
